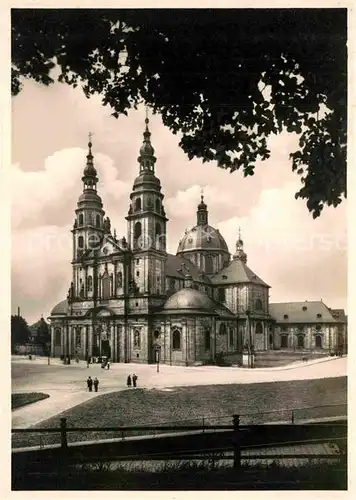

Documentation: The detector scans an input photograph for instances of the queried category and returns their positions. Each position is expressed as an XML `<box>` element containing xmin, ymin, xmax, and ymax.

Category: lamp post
<box><xmin>154</xmin><ymin>344</ymin><xmax>161</xmax><ymax>373</ymax></box>
<box><xmin>46</xmin><ymin>341</ymin><xmax>51</xmax><ymax>365</ymax></box>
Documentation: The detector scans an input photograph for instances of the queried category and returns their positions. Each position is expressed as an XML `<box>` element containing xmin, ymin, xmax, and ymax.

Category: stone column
<box><xmin>110</xmin><ymin>324</ymin><xmax>115</xmax><ymax>361</ymax></box>
<box><xmin>88</xmin><ymin>325</ymin><xmax>93</xmax><ymax>357</ymax></box>
<box><xmin>50</xmin><ymin>325</ymin><xmax>55</xmax><ymax>357</ymax></box>
<box><xmin>84</xmin><ymin>267</ymin><xmax>88</xmax><ymax>298</ymax></box>
<box><xmin>82</xmin><ymin>325</ymin><xmax>87</xmax><ymax>359</ymax></box>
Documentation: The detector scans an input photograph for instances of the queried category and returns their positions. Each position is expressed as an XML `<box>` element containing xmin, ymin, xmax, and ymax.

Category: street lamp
<box><xmin>154</xmin><ymin>344</ymin><xmax>161</xmax><ymax>373</ymax></box>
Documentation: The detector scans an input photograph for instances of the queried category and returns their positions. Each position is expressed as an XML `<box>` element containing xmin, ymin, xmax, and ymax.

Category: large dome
<box><xmin>177</xmin><ymin>224</ymin><xmax>229</xmax><ymax>254</ymax></box>
<box><xmin>51</xmin><ymin>299</ymin><xmax>68</xmax><ymax>316</ymax></box>
<box><xmin>163</xmin><ymin>287</ymin><xmax>216</xmax><ymax>312</ymax></box>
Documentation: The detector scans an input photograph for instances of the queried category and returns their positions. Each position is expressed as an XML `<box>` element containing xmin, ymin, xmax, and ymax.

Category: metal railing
<box><xmin>12</xmin><ymin>403</ymin><xmax>347</xmax><ymax>450</ymax></box>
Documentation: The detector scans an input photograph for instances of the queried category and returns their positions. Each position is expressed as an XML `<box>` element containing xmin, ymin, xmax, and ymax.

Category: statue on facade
<box><xmin>103</xmin><ymin>217</ymin><xmax>111</xmax><ymax>234</ymax></box>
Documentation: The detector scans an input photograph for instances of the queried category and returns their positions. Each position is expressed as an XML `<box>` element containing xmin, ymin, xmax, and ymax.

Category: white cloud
<box><xmin>11</xmin><ymin>80</ymin><xmax>347</xmax><ymax>323</ymax></box>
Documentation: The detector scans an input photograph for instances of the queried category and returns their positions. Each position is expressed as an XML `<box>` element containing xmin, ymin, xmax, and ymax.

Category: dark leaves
<box><xmin>11</xmin><ymin>9</ymin><xmax>347</xmax><ymax>217</ymax></box>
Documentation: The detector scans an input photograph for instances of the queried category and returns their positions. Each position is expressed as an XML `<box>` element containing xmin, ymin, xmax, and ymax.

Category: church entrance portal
<box><xmin>101</xmin><ymin>339</ymin><xmax>111</xmax><ymax>359</ymax></box>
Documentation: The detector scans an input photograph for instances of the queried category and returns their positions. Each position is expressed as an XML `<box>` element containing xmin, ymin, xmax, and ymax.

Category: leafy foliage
<box><xmin>11</xmin><ymin>9</ymin><xmax>347</xmax><ymax>217</ymax></box>
<box><xmin>11</xmin><ymin>314</ymin><xmax>30</xmax><ymax>351</ymax></box>
<box><xmin>35</xmin><ymin>317</ymin><xmax>51</xmax><ymax>354</ymax></box>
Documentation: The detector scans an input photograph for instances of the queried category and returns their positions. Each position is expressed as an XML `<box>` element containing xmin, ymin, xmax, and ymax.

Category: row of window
<box><xmin>133</xmin><ymin>197</ymin><xmax>161</xmax><ymax>212</ymax></box>
<box><xmin>280</xmin><ymin>334</ymin><xmax>323</xmax><ymax>348</ymax></box>
<box><xmin>283</xmin><ymin>313</ymin><xmax>323</xmax><ymax>319</ymax></box>
<box><xmin>77</xmin><ymin>213</ymin><xmax>101</xmax><ymax>227</ymax></box>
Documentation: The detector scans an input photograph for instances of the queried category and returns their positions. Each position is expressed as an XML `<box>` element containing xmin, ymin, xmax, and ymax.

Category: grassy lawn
<box><xmin>12</xmin><ymin>376</ymin><xmax>346</xmax><ymax>448</ymax></box>
<box><xmin>12</xmin><ymin>392</ymin><xmax>50</xmax><ymax>410</ymax></box>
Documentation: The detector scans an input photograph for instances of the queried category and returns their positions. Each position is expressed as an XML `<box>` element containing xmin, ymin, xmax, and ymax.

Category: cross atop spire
<box><xmin>238</xmin><ymin>226</ymin><xmax>241</xmax><ymax>241</ymax></box>
<box><xmin>200</xmin><ymin>187</ymin><xmax>204</xmax><ymax>203</ymax></box>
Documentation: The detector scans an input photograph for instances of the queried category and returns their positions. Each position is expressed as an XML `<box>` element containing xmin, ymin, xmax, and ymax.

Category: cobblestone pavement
<box><xmin>11</xmin><ymin>355</ymin><xmax>346</xmax><ymax>429</ymax></box>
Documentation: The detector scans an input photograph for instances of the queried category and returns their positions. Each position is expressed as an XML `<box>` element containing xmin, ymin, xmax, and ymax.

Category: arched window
<box><xmin>315</xmin><ymin>335</ymin><xmax>322</xmax><ymax>348</ymax></box>
<box><xmin>78</xmin><ymin>213</ymin><xmax>84</xmax><ymax>226</ymax></box>
<box><xmin>255</xmin><ymin>322</ymin><xmax>263</xmax><ymax>334</ymax></box>
<box><xmin>96</xmin><ymin>214</ymin><xmax>101</xmax><ymax>228</ymax></box>
<box><xmin>219</xmin><ymin>323</ymin><xmax>227</xmax><ymax>335</ymax></box>
<box><xmin>205</xmin><ymin>254</ymin><xmax>213</xmax><ymax>274</ymax></box>
<box><xmin>134</xmin><ymin>222</ymin><xmax>142</xmax><ymax>240</ymax></box>
<box><xmin>155</xmin><ymin>222</ymin><xmax>161</xmax><ymax>236</ymax></box>
<box><xmin>87</xmin><ymin>275</ymin><xmax>93</xmax><ymax>292</ymax></box>
<box><xmin>78</xmin><ymin>236</ymin><xmax>84</xmax><ymax>249</ymax></box>
<box><xmin>172</xmin><ymin>329</ymin><xmax>181</xmax><ymax>350</ymax></box>
<box><xmin>102</xmin><ymin>272</ymin><xmax>110</xmax><ymax>300</ymax></box>
<box><xmin>229</xmin><ymin>328</ymin><xmax>234</xmax><ymax>347</ymax></box>
<box><xmin>204</xmin><ymin>330</ymin><xmax>211</xmax><ymax>350</ymax></box>
<box><xmin>117</xmin><ymin>272</ymin><xmax>123</xmax><ymax>288</ymax></box>
<box><xmin>297</xmin><ymin>335</ymin><xmax>304</xmax><ymax>348</ymax></box>
<box><xmin>134</xmin><ymin>330</ymin><xmax>141</xmax><ymax>349</ymax></box>
<box><xmin>156</xmin><ymin>199</ymin><xmax>160</xmax><ymax>212</ymax></box>
<box><xmin>218</xmin><ymin>287</ymin><xmax>225</xmax><ymax>303</ymax></box>
<box><xmin>55</xmin><ymin>328</ymin><xmax>61</xmax><ymax>346</ymax></box>
<box><xmin>255</xmin><ymin>299</ymin><xmax>263</xmax><ymax>310</ymax></box>
<box><xmin>135</xmin><ymin>197</ymin><xmax>142</xmax><ymax>211</ymax></box>
<box><xmin>154</xmin><ymin>330</ymin><xmax>160</xmax><ymax>339</ymax></box>
<box><xmin>281</xmin><ymin>335</ymin><xmax>288</xmax><ymax>348</ymax></box>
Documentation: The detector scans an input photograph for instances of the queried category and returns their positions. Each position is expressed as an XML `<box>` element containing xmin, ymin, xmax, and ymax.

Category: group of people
<box><xmin>86</xmin><ymin>373</ymin><xmax>138</xmax><ymax>392</ymax></box>
<box><xmin>127</xmin><ymin>373</ymin><xmax>138</xmax><ymax>388</ymax></box>
<box><xmin>86</xmin><ymin>376</ymin><xmax>99</xmax><ymax>392</ymax></box>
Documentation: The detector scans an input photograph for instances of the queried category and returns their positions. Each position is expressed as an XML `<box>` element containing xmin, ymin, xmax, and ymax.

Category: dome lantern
<box><xmin>197</xmin><ymin>189</ymin><xmax>208</xmax><ymax>226</ymax></box>
<box><xmin>233</xmin><ymin>227</ymin><xmax>247</xmax><ymax>263</ymax></box>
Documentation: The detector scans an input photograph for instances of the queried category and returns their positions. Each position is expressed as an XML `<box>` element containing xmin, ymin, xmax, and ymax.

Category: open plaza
<box><xmin>12</xmin><ymin>354</ymin><xmax>347</xmax><ymax>430</ymax></box>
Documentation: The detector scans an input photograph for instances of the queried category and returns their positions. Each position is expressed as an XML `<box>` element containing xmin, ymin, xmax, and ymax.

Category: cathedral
<box><xmin>49</xmin><ymin>119</ymin><xmax>347</xmax><ymax>365</ymax></box>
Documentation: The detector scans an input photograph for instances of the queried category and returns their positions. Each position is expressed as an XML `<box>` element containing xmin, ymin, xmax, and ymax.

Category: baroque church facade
<box><xmin>49</xmin><ymin>119</ymin><xmax>347</xmax><ymax>365</ymax></box>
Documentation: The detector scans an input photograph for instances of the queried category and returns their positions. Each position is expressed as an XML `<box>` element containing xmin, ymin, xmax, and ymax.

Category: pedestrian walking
<box><xmin>87</xmin><ymin>376</ymin><xmax>93</xmax><ymax>392</ymax></box>
<box><xmin>132</xmin><ymin>373</ymin><xmax>138</xmax><ymax>388</ymax></box>
<box><xmin>127</xmin><ymin>374</ymin><xmax>132</xmax><ymax>388</ymax></box>
<box><xmin>86</xmin><ymin>358</ymin><xmax>90</xmax><ymax>368</ymax></box>
<box><xmin>107</xmin><ymin>360</ymin><xmax>110</xmax><ymax>370</ymax></box>
<box><xmin>93</xmin><ymin>377</ymin><xmax>99</xmax><ymax>392</ymax></box>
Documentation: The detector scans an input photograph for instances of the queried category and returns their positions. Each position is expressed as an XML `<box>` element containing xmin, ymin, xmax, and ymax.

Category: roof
<box><xmin>329</xmin><ymin>308</ymin><xmax>348</xmax><ymax>323</ymax></box>
<box><xmin>210</xmin><ymin>259</ymin><xmax>269</xmax><ymax>287</ymax></box>
<box><xmin>163</xmin><ymin>287</ymin><xmax>216</xmax><ymax>314</ymax></box>
<box><xmin>269</xmin><ymin>301</ymin><xmax>338</xmax><ymax>324</ymax></box>
<box><xmin>50</xmin><ymin>299</ymin><xmax>68</xmax><ymax>316</ymax></box>
<box><xmin>177</xmin><ymin>224</ymin><xmax>229</xmax><ymax>254</ymax></box>
<box><xmin>165</xmin><ymin>254</ymin><xmax>211</xmax><ymax>284</ymax></box>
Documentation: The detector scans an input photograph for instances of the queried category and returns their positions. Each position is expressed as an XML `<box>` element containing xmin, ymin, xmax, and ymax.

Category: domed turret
<box><xmin>176</xmin><ymin>193</ymin><xmax>230</xmax><ymax>274</ymax></box>
<box><xmin>233</xmin><ymin>227</ymin><xmax>247</xmax><ymax>263</ymax></box>
<box><xmin>163</xmin><ymin>288</ymin><xmax>216</xmax><ymax>313</ymax></box>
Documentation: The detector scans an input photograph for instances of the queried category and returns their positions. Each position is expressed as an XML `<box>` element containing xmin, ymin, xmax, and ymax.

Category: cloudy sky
<box><xmin>11</xmin><ymin>77</ymin><xmax>347</xmax><ymax>325</ymax></box>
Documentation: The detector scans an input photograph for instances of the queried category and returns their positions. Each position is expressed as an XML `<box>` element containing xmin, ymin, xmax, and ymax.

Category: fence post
<box><xmin>291</xmin><ymin>410</ymin><xmax>295</xmax><ymax>425</ymax></box>
<box><xmin>60</xmin><ymin>418</ymin><xmax>68</xmax><ymax>450</ymax></box>
<box><xmin>202</xmin><ymin>417</ymin><xmax>205</xmax><ymax>434</ymax></box>
<box><xmin>232</xmin><ymin>414</ymin><xmax>241</xmax><ymax>470</ymax></box>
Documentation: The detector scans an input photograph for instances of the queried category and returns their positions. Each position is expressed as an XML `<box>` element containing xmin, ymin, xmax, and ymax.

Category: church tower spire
<box><xmin>197</xmin><ymin>189</ymin><xmax>208</xmax><ymax>226</ymax></box>
<box><xmin>82</xmin><ymin>133</ymin><xmax>99</xmax><ymax>191</ymax></box>
<box><xmin>137</xmin><ymin>115</ymin><xmax>156</xmax><ymax>174</ymax></box>
<box><xmin>126</xmin><ymin>113</ymin><xmax>168</xmax><ymax>301</ymax></box>
<box><xmin>72</xmin><ymin>137</ymin><xmax>105</xmax><ymax>297</ymax></box>
<box><xmin>233</xmin><ymin>227</ymin><xmax>247</xmax><ymax>263</ymax></box>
